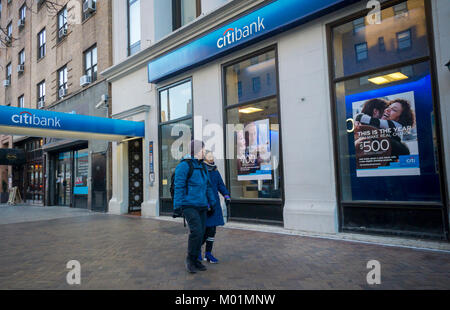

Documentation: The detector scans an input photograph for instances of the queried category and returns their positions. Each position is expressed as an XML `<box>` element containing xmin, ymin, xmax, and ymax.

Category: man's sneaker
<box><xmin>205</xmin><ymin>252</ymin><xmax>219</xmax><ymax>264</ymax></box>
<box><xmin>185</xmin><ymin>258</ymin><xmax>197</xmax><ymax>274</ymax></box>
<box><xmin>194</xmin><ymin>260</ymin><xmax>207</xmax><ymax>271</ymax></box>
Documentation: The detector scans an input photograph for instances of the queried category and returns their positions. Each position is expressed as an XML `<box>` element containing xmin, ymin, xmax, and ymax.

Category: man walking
<box><xmin>173</xmin><ymin>140</ymin><xmax>216</xmax><ymax>273</ymax></box>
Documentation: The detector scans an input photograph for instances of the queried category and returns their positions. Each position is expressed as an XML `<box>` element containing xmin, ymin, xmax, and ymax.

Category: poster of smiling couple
<box><xmin>352</xmin><ymin>91</ymin><xmax>420</xmax><ymax>177</ymax></box>
<box><xmin>236</xmin><ymin>119</ymin><xmax>272</xmax><ymax>181</ymax></box>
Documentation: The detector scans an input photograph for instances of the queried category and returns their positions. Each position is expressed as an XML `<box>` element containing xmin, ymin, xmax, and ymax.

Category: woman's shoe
<box><xmin>205</xmin><ymin>252</ymin><xmax>219</xmax><ymax>264</ymax></box>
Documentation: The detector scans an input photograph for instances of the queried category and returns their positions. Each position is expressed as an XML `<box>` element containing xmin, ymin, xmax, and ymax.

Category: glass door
<box><xmin>56</xmin><ymin>152</ymin><xmax>72</xmax><ymax>206</ymax></box>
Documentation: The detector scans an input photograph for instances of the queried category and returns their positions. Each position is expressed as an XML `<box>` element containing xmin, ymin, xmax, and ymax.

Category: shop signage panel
<box><xmin>148</xmin><ymin>0</ymin><xmax>358</xmax><ymax>83</ymax></box>
<box><xmin>0</xmin><ymin>106</ymin><xmax>145</xmax><ymax>141</ymax></box>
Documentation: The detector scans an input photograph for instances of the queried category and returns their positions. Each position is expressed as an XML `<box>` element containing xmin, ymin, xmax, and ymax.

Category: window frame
<box><xmin>6</xmin><ymin>62</ymin><xmax>11</xmax><ymax>82</ymax></box>
<box><xmin>37</xmin><ymin>80</ymin><xmax>45</xmax><ymax>106</ymax></box>
<box><xmin>397</xmin><ymin>28</ymin><xmax>412</xmax><ymax>51</ymax></box>
<box><xmin>37</xmin><ymin>28</ymin><xmax>46</xmax><ymax>59</ymax></box>
<box><xmin>18</xmin><ymin>95</ymin><xmax>24</xmax><ymax>108</ymax></box>
<box><xmin>221</xmin><ymin>44</ymin><xmax>285</xmax><ymax>212</ymax></box>
<box><xmin>157</xmin><ymin>77</ymin><xmax>194</xmax><ymax>210</ymax></box>
<box><xmin>57</xmin><ymin>6</ymin><xmax>68</xmax><ymax>41</ymax></box>
<box><xmin>57</xmin><ymin>65</ymin><xmax>68</xmax><ymax>98</ymax></box>
<box><xmin>127</xmin><ymin>0</ymin><xmax>141</xmax><ymax>56</ymax></box>
<box><xmin>172</xmin><ymin>0</ymin><xmax>202</xmax><ymax>31</ymax></box>
<box><xmin>83</xmin><ymin>44</ymin><xmax>98</xmax><ymax>82</ymax></box>
<box><xmin>18</xmin><ymin>49</ymin><xmax>25</xmax><ymax>66</ymax></box>
<box><xmin>326</xmin><ymin>0</ymin><xmax>449</xmax><ymax>238</ymax></box>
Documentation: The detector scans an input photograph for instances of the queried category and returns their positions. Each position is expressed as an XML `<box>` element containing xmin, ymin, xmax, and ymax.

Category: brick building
<box><xmin>0</xmin><ymin>0</ymin><xmax>112</xmax><ymax>210</ymax></box>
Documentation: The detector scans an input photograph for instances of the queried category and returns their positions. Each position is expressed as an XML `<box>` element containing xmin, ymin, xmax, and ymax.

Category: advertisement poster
<box><xmin>352</xmin><ymin>91</ymin><xmax>420</xmax><ymax>177</ymax></box>
<box><xmin>236</xmin><ymin>119</ymin><xmax>272</xmax><ymax>181</ymax></box>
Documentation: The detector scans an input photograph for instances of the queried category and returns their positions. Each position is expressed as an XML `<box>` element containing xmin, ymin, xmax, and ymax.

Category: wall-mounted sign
<box><xmin>148</xmin><ymin>0</ymin><xmax>358</xmax><ymax>83</ymax></box>
<box><xmin>0</xmin><ymin>149</ymin><xmax>25</xmax><ymax>166</ymax></box>
<box><xmin>0</xmin><ymin>106</ymin><xmax>145</xmax><ymax>141</ymax></box>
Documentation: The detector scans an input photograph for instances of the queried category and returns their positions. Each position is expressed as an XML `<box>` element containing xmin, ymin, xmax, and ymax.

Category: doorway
<box><xmin>56</xmin><ymin>151</ymin><xmax>72</xmax><ymax>206</ymax></box>
<box><xmin>128</xmin><ymin>139</ymin><xmax>143</xmax><ymax>213</ymax></box>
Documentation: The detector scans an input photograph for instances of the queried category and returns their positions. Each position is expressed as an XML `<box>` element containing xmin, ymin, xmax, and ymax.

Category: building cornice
<box><xmin>101</xmin><ymin>0</ymin><xmax>266</xmax><ymax>83</ymax></box>
<box><xmin>111</xmin><ymin>105</ymin><xmax>150</xmax><ymax>120</ymax></box>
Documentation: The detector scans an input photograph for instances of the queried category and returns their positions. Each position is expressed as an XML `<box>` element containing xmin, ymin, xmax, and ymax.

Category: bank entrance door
<box><xmin>56</xmin><ymin>152</ymin><xmax>72</xmax><ymax>206</ymax></box>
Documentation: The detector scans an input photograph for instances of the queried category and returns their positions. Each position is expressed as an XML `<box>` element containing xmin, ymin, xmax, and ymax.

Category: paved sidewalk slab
<box><xmin>0</xmin><ymin>211</ymin><xmax>449</xmax><ymax>290</ymax></box>
<box><xmin>0</xmin><ymin>205</ymin><xmax>93</xmax><ymax>225</ymax></box>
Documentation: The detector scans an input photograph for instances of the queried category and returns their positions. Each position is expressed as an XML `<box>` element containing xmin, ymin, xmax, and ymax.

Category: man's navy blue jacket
<box><xmin>173</xmin><ymin>155</ymin><xmax>216</xmax><ymax>210</ymax></box>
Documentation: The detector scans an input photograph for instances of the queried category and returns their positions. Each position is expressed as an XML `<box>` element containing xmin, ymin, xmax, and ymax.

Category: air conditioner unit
<box><xmin>80</xmin><ymin>75</ymin><xmax>91</xmax><ymax>87</ymax></box>
<box><xmin>58</xmin><ymin>28</ymin><xmax>67</xmax><ymax>38</ymax></box>
<box><xmin>83</xmin><ymin>0</ymin><xmax>96</xmax><ymax>13</ymax></box>
<box><xmin>18</xmin><ymin>19</ymin><xmax>25</xmax><ymax>28</ymax></box>
<box><xmin>3</xmin><ymin>80</ymin><xmax>10</xmax><ymax>87</ymax></box>
<box><xmin>59</xmin><ymin>87</ymin><xmax>67</xmax><ymax>98</ymax></box>
<box><xmin>17</xmin><ymin>64</ymin><xmax>25</xmax><ymax>73</ymax></box>
<box><xmin>38</xmin><ymin>99</ymin><xmax>45</xmax><ymax>109</ymax></box>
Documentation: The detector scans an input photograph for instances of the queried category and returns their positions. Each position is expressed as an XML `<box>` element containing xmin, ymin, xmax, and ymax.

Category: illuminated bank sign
<box><xmin>12</xmin><ymin>111</ymin><xmax>61</xmax><ymax>128</ymax></box>
<box><xmin>217</xmin><ymin>17</ymin><xmax>265</xmax><ymax>49</ymax></box>
<box><xmin>148</xmin><ymin>0</ymin><xmax>358</xmax><ymax>83</ymax></box>
<box><xmin>0</xmin><ymin>105</ymin><xmax>145</xmax><ymax>141</ymax></box>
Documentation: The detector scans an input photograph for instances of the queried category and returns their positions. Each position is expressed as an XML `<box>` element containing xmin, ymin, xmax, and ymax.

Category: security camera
<box><xmin>95</xmin><ymin>94</ymin><xmax>109</xmax><ymax>109</ymax></box>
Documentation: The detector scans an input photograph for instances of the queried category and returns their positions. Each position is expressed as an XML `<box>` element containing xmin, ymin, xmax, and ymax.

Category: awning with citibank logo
<box><xmin>0</xmin><ymin>106</ymin><xmax>145</xmax><ymax>142</ymax></box>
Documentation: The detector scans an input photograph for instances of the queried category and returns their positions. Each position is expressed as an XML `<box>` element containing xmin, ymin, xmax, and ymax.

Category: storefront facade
<box><xmin>105</xmin><ymin>0</ymin><xmax>450</xmax><ymax>240</ymax></box>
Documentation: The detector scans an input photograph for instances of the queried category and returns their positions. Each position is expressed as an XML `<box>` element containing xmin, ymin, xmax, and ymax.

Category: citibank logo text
<box><xmin>11</xmin><ymin>111</ymin><xmax>61</xmax><ymax>128</ymax></box>
<box><xmin>217</xmin><ymin>17</ymin><xmax>265</xmax><ymax>49</ymax></box>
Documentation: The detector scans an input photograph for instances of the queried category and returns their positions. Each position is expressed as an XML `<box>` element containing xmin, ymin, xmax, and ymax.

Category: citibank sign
<box><xmin>11</xmin><ymin>111</ymin><xmax>61</xmax><ymax>128</ymax></box>
<box><xmin>217</xmin><ymin>17</ymin><xmax>265</xmax><ymax>49</ymax></box>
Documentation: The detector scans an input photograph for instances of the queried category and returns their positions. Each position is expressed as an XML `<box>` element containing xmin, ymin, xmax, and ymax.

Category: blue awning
<box><xmin>0</xmin><ymin>106</ymin><xmax>145</xmax><ymax>142</ymax></box>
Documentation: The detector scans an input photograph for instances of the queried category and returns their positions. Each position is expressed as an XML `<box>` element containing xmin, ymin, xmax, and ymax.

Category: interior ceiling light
<box><xmin>239</xmin><ymin>107</ymin><xmax>264</xmax><ymax>114</ymax></box>
<box><xmin>368</xmin><ymin>72</ymin><xmax>408</xmax><ymax>85</ymax></box>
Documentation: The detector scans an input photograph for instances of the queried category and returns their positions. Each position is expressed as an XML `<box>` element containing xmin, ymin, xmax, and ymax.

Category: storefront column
<box><xmin>141</xmin><ymin>107</ymin><xmax>160</xmax><ymax>218</ymax></box>
<box><xmin>108</xmin><ymin>141</ymin><xmax>129</xmax><ymax>214</ymax></box>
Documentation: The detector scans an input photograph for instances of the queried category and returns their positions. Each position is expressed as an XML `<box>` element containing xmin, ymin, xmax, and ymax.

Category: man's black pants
<box><xmin>183</xmin><ymin>207</ymin><xmax>207</xmax><ymax>262</ymax></box>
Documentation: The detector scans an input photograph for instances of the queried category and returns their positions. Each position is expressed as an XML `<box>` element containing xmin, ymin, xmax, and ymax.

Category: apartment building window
<box><xmin>38</xmin><ymin>28</ymin><xmax>46</xmax><ymax>59</ymax></box>
<box><xmin>84</xmin><ymin>45</ymin><xmax>97</xmax><ymax>82</ymax></box>
<box><xmin>172</xmin><ymin>0</ymin><xmax>201</xmax><ymax>31</ymax></box>
<box><xmin>127</xmin><ymin>0</ymin><xmax>141</xmax><ymax>56</ymax></box>
<box><xmin>352</xmin><ymin>17</ymin><xmax>365</xmax><ymax>34</ymax></box>
<box><xmin>6</xmin><ymin>63</ymin><xmax>11</xmax><ymax>83</ymax></box>
<box><xmin>19</xmin><ymin>4</ymin><xmax>26</xmax><ymax>21</ymax></box>
<box><xmin>82</xmin><ymin>0</ymin><xmax>97</xmax><ymax>20</ymax></box>
<box><xmin>58</xmin><ymin>7</ymin><xmax>67</xmax><ymax>41</ymax></box>
<box><xmin>58</xmin><ymin>66</ymin><xmax>68</xmax><ymax>98</ymax></box>
<box><xmin>397</xmin><ymin>29</ymin><xmax>412</xmax><ymax>50</ymax></box>
<box><xmin>394</xmin><ymin>2</ymin><xmax>408</xmax><ymax>17</ymax></box>
<box><xmin>37</xmin><ymin>81</ymin><xmax>45</xmax><ymax>108</ymax></box>
<box><xmin>18</xmin><ymin>95</ymin><xmax>24</xmax><ymax>108</ymax></box>
<box><xmin>355</xmin><ymin>42</ymin><xmax>368</xmax><ymax>61</ymax></box>
<box><xmin>19</xmin><ymin>49</ymin><xmax>25</xmax><ymax>65</ymax></box>
<box><xmin>7</xmin><ymin>22</ymin><xmax>12</xmax><ymax>37</ymax></box>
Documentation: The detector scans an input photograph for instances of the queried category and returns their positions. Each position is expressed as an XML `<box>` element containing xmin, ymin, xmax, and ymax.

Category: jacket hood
<box><xmin>204</xmin><ymin>161</ymin><xmax>217</xmax><ymax>171</ymax></box>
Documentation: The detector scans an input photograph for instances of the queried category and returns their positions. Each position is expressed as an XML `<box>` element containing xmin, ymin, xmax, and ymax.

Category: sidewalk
<box><xmin>0</xmin><ymin>206</ymin><xmax>448</xmax><ymax>289</ymax></box>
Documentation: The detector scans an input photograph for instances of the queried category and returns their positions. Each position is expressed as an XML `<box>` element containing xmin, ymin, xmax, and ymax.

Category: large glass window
<box><xmin>158</xmin><ymin>80</ymin><xmax>193</xmax><ymax>199</ymax></box>
<box><xmin>331</xmin><ymin>0</ymin><xmax>442</xmax><ymax>203</ymax></box>
<box><xmin>332</xmin><ymin>0</ymin><xmax>429</xmax><ymax>78</ymax></box>
<box><xmin>224</xmin><ymin>49</ymin><xmax>282</xmax><ymax>200</ymax></box>
<box><xmin>128</xmin><ymin>0</ymin><xmax>141</xmax><ymax>56</ymax></box>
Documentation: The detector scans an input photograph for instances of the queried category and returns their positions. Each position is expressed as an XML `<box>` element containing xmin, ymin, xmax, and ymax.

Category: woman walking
<box><xmin>200</xmin><ymin>151</ymin><xmax>231</xmax><ymax>264</ymax></box>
